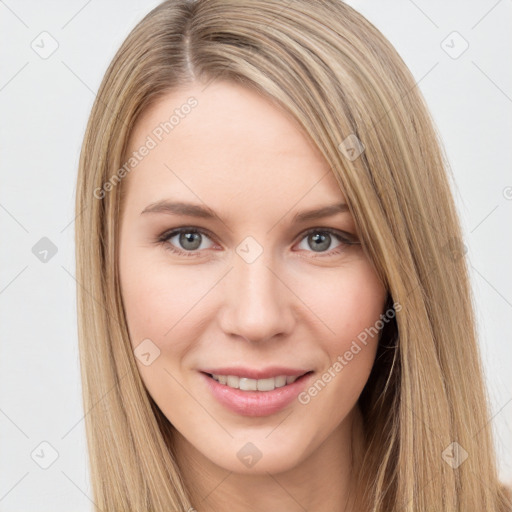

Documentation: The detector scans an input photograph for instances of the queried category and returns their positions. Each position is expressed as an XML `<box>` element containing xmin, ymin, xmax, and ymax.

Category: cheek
<box><xmin>294</xmin><ymin>259</ymin><xmax>386</xmax><ymax>404</ymax></box>
<box><xmin>295</xmin><ymin>258</ymin><xmax>387</xmax><ymax>351</ymax></box>
<box><xmin>119</xmin><ymin>245</ymin><xmax>212</xmax><ymax>355</ymax></box>
<box><xmin>119</xmin><ymin>252</ymin><xmax>201</xmax><ymax>403</ymax></box>
<box><xmin>299</xmin><ymin>264</ymin><xmax>386</xmax><ymax>410</ymax></box>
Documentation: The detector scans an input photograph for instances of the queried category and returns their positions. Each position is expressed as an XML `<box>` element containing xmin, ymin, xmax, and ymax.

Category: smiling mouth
<box><xmin>204</xmin><ymin>371</ymin><xmax>313</xmax><ymax>392</ymax></box>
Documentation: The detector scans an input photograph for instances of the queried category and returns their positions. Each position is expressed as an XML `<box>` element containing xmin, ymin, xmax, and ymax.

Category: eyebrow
<box><xmin>140</xmin><ymin>200</ymin><xmax>350</xmax><ymax>222</ymax></box>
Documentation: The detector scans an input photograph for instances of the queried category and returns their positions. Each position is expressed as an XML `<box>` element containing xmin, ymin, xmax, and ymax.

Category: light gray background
<box><xmin>0</xmin><ymin>1</ymin><xmax>510</xmax><ymax>510</ymax></box>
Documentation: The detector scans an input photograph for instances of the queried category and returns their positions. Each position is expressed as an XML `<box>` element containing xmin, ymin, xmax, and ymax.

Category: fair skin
<box><xmin>118</xmin><ymin>80</ymin><xmax>388</xmax><ymax>512</ymax></box>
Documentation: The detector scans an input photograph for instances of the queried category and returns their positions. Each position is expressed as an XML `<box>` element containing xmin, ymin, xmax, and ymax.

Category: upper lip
<box><xmin>200</xmin><ymin>366</ymin><xmax>312</xmax><ymax>380</ymax></box>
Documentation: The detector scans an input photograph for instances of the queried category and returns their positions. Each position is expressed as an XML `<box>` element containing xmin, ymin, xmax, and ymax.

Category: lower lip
<box><xmin>200</xmin><ymin>371</ymin><xmax>314</xmax><ymax>417</ymax></box>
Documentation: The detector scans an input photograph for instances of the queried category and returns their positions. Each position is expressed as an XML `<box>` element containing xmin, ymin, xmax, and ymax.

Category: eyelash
<box><xmin>156</xmin><ymin>226</ymin><xmax>359</xmax><ymax>258</ymax></box>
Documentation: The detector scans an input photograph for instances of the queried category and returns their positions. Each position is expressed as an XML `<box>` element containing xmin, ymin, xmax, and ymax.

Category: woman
<box><xmin>75</xmin><ymin>0</ymin><xmax>511</xmax><ymax>510</ymax></box>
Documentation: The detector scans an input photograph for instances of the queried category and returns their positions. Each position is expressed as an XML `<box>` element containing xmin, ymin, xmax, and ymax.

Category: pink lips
<box><xmin>200</xmin><ymin>366</ymin><xmax>310</xmax><ymax>380</ymax></box>
<box><xmin>200</xmin><ymin>368</ymin><xmax>314</xmax><ymax>417</ymax></box>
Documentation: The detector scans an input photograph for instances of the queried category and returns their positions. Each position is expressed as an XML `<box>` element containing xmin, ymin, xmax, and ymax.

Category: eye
<box><xmin>295</xmin><ymin>228</ymin><xmax>358</xmax><ymax>256</ymax></box>
<box><xmin>157</xmin><ymin>228</ymin><xmax>216</xmax><ymax>257</ymax></box>
<box><xmin>156</xmin><ymin>226</ymin><xmax>359</xmax><ymax>258</ymax></box>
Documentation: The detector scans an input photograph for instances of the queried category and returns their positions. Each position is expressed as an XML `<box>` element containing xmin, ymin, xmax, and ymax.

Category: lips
<box><xmin>199</xmin><ymin>366</ymin><xmax>311</xmax><ymax>380</ymax></box>
<box><xmin>199</xmin><ymin>368</ymin><xmax>315</xmax><ymax>416</ymax></box>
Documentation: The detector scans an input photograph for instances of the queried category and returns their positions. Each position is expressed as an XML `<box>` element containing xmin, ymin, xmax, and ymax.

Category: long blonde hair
<box><xmin>75</xmin><ymin>0</ymin><xmax>511</xmax><ymax>510</ymax></box>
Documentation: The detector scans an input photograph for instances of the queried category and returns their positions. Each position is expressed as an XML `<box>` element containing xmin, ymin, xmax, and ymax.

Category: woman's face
<box><xmin>118</xmin><ymin>80</ymin><xmax>387</xmax><ymax>475</ymax></box>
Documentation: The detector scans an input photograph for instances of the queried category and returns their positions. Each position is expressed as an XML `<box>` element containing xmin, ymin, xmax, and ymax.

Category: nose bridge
<box><xmin>219</xmin><ymin>243</ymin><xmax>294</xmax><ymax>343</ymax></box>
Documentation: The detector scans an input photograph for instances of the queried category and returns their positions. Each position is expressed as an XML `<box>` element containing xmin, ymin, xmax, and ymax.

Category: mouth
<box><xmin>202</xmin><ymin>371</ymin><xmax>314</xmax><ymax>392</ymax></box>
<box><xmin>200</xmin><ymin>369</ymin><xmax>315</xmax><ymax>416</ymax></box>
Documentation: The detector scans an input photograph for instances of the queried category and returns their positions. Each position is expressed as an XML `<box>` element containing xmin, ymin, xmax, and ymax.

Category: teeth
<box><xmin>210</xmin><ymin>373</ymin><xmax>300</xmax><ymax>391</ymax></box>
<box><xmin>227</xmin><ymin>375</ymin><xmax>239</xmax><ymax>388</ymax></box>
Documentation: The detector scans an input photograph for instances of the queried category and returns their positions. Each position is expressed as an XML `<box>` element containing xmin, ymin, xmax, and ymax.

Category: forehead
<box><xmin>122</xmin><ymin>80</ymin><xmax>347</xmax><ymax>217</ymax></box>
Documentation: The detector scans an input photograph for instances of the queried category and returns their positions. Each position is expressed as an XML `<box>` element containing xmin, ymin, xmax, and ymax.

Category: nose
<box><xmin>217</xmin><ymin>251</ymin><xmax>296</xmax><ymax>344</ymax></box>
